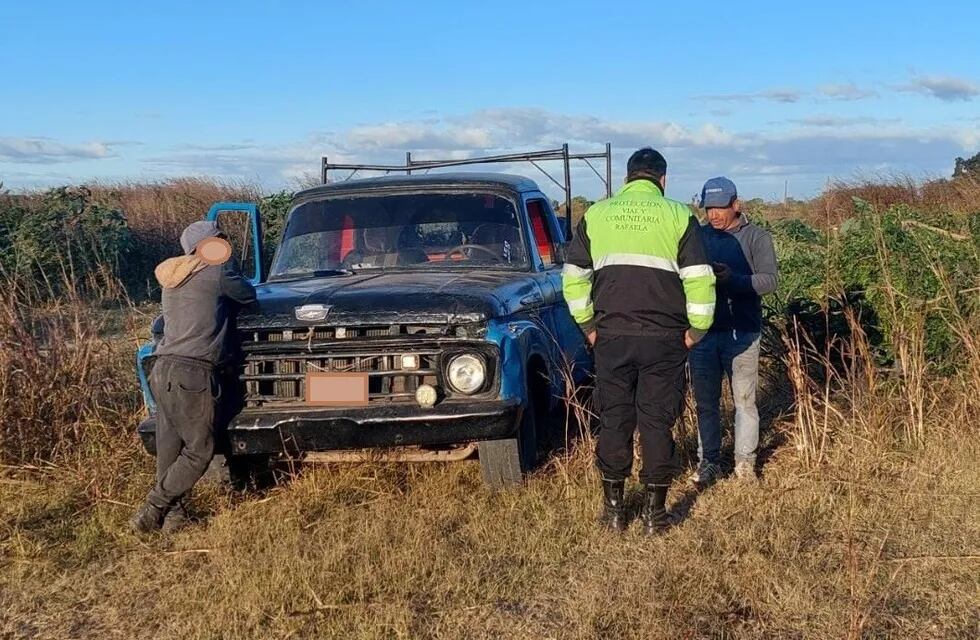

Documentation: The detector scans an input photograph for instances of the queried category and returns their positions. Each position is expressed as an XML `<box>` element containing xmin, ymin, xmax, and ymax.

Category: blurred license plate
<box><xmin>305</xmin><ymin>372</ymin><xmax>369</xmax><ymax>406</ymax></box>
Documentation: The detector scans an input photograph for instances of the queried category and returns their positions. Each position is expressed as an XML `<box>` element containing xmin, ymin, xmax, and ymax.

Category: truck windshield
<box><xmin>269</xmin><ymin>191</ymin><xmax>529</xmax><ymax>279</ymax></box>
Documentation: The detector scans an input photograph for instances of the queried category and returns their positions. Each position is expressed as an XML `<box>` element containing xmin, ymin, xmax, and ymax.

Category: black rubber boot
<box><xmin>161</xmin><ymin>499</ymin><xmax>192</xmax><ymax>534</ymax></box>
<box><xmin>641</xmin><ymin>484</ymin><xmax>672</xmax><ymax>536</ymax></box>
<box><xmin>599</xmin><ymin>478</ymin><xmax>627</xmax><ymax>532</ymax></box>
<box><xmin>129</xmin><ymin>502</ymin><xmax>165</xmax><ymax>534</ymax></box>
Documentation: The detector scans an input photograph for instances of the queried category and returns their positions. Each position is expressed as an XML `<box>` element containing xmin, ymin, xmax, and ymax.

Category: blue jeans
<box><xmin>689</xmin><ymin>330</ymin><xmax>761</xmax><ymax>466</ymax></box>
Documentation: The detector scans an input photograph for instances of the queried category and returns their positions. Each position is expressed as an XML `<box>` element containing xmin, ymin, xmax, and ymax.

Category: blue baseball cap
<box><xmin>699</xmin><ymin>177</ymin><xmax>738</xmax><ymax>209</ymax></box>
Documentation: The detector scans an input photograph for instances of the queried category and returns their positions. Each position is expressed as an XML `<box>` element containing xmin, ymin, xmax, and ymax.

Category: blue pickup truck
<box><xmin>137</xmin><ymin>171</ymin><xmax>595</xmax><ymax>487</ymax></box>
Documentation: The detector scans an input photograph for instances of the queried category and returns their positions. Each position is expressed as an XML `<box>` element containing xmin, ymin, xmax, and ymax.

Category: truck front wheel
<box><xmin>479</xmin><ymin>380</ymin><xmax>544</xmax><ymax>489</ymax></box>
<box><xmin>203</xmin><ymin>453</ymin><xmax>275</xmax><ymax>490</ymax></box>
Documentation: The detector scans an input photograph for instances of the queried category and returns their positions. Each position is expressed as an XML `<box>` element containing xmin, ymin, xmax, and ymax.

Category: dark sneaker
<box><xmin>689</xmin><ymin>461</ymin><xmax>722</xmax><ymax>487</ymax></box>
<box><xmin>129</xmin><ymin>503</ymin><xmax>165</xmax><ymax>534</ymax></box>
<box><xmin>161</xmin><ymin>502</ymin><xmax>192</xmax><ymax>534</ymax></box>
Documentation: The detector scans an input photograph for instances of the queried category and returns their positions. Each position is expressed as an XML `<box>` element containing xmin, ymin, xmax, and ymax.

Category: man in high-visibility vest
<box><xmin>562</xmin><ymin>147</ymin><xmax>716</xmax><ymax>534</ymax></box>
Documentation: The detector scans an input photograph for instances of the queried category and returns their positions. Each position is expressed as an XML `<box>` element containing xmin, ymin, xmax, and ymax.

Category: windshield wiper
<box><xmin>311</xmin><ymin>268</ymin><xmax>355</xmax><ymax>276</ymax></box>
<box><xmin>268</xmin><ymin>268</ymin><xmax>355</xmax><ymax>282</ymax></box>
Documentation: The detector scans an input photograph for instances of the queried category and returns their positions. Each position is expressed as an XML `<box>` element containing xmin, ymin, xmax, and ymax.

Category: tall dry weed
<box><xmin>760</xmin><ymin>173</ymin><xmax>980</xmax><ymax>229</ymax></box>
<box><xmin>0</xmin><ymin>287</ymin><xmax>138</xmax><ymax>465</ymax></box>
<box><xmin>87</xmin><ymin>178</ymin><xmax>261</xmax><ymax>297</ymax></box>
<box><xmin>87</xmin><ymin>178</ymin><xmax>261</xmax><ymax>240</ymax></box>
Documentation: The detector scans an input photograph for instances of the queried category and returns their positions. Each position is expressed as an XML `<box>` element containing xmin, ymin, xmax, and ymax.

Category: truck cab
<box><xmin>137</xmin><ymin>172</ymin><xmax>594</xmax><ymax>487</ymax></box>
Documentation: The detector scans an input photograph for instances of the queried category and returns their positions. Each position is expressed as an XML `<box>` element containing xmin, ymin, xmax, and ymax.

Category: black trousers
<box><xmin>594</xmin><ymin>333</ymin><xmax>687</xmax><ymax>485</ymax></box>
<box><xmin>147</xmin><ymin>356</ymin><xmax>219</xmax><ymax>509</ymax></box>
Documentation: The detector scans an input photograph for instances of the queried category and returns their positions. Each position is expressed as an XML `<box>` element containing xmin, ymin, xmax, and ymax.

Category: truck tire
<box><xmin>479</xmin><ymin>382</ymin><xmax>541</xmax><ymax>489</ymax></box>
<box><xmin>203</xmin><ymin>454</ymin><xmax>274</xmax><ymax>491</ymax></box>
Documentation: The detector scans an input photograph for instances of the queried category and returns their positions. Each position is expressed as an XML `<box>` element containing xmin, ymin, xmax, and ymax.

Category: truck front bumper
<box><xmin>137</xmin><ymin>398</ymin><xmax>522</xmax><ymax>457</ymax></box>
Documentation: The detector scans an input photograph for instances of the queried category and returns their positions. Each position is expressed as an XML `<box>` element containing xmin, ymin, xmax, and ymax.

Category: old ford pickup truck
<box><xmin>137</xmin><ymin>148</ymin><xmax>611</xmax><ymax>487</ymax></box>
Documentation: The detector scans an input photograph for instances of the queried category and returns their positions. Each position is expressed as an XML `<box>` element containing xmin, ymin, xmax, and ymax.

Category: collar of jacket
<box><xmin>707</xmin><ymin>212</ymin><xmax>751</xmax><ymax>234</ymax></box>
<box><xmin>730</xmin><ymin>213</ymin><xmax>751</xmax><ymax>232</ymax></box>
<box><xmin>617</xmin><ymin>179</ymin><xmax>665</xmax><ymax>197</ymax></box>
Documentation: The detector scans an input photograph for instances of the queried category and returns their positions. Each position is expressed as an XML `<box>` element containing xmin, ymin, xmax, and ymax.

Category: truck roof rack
<box><xmin>320</xmin><ymin>143</ymin><xmax>613</xmax><ymax>238</ymax></box>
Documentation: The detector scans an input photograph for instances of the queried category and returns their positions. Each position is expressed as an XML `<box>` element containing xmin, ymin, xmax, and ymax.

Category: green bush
<box><xmin>0</xmin><ymin>187</ymin><xmax>130</xmax><ymax>300</ymax></box>
<box><xmin>766</xmin><ymin>218</ymin><xmax>828</xmax><ymax>309</ymax></box>
<box><xmin>759</xmin><ymin>201</ymin><xmax>978</xmax><ymax>370</ymax></box>
<box><xmin>258</xmin><ymin>190</ymin><xmax>293</xmax><ymax>271</ymax></box>
<box><xmin>835</xmin><ymin>199</ymin><xmax>978</xmax><ymax>368</ymax></box>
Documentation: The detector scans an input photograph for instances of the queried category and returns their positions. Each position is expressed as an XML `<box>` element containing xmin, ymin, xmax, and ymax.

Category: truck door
<box><xmin>524</xmin><ymin>195</ymin><xmax>560</xmax><ymax>302</ymax></box>
<box><xmin>523</xmin><ymin>194</ymin><xmax>589</xmax><ymax>380</ymax></box>
<box><xmin>206</xmin><ymin>202</ymin><xmax>264</xmax><ymax>285</ymax></box>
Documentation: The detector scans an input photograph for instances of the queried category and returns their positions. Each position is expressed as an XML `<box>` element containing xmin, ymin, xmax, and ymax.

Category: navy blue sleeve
<box><xmin>220</xmin><ymin>260</ymin><xmax>257</xmax><ymax>305</ymax></box>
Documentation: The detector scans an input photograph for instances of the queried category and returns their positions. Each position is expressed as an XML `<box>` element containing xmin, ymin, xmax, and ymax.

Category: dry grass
<box><xmin>815</xmin><ymin>174</ymin><xmax>980</xmax><ymax>226</ymax></box>
<box><xmin>86</xmin><ymin>178</ymin><xmax>261</xmax><ymax>243</ymax></box>
<box><xmin>86</xmin><ymin>179</ymin><xmax>261</xmax><ymax>297</ymax></box>
<box><xmin>1</xmin><ymin>299</ymin><xmax>977</xmax><ymax>638</ymax></box>
<box><xmin>746</xmin><ymin>174</ymin><xmax>980</xmax><ymax>228</ymax></box>
<box><xmin>0</xmin><ymin>291</ymin><xmax>144</xmax><ymax>464</ymax></box>
<box><xmin>1</xmin><ymin>410</ymin><xmax>976</xmax><ymax>639</ymax></box>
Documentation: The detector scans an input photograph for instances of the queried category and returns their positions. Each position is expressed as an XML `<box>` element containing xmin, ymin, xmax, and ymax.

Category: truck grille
<box><xmin>237</xmin><ymin>324</ymin><xmax>497</xmax><ymax>408</ymax></box>
<box><xmin>239</xmin><ymin>325</ymin><xmax>449</xmax><ymax>407</ymax></box>
<box><xmin>240</xmin><ymin>348</ymin><xmax>440</xmax><ymax>407</ymax></box>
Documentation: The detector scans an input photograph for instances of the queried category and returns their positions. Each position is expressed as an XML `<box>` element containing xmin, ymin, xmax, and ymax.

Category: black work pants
<box><xmin>594</xmin><ymin>333</ymin><xmax>686</xmax><ymax>486</ymax></box>
<box><xmin>147</xmin><ymin>356</ymin><xmax>219</xmax><ymax>509</ymax></box>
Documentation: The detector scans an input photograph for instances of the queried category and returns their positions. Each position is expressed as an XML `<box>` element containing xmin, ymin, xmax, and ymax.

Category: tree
<box><xmin>953</xmin><ymin>151</ymin><xmax>980</xmax><ymax>178</ymax></box>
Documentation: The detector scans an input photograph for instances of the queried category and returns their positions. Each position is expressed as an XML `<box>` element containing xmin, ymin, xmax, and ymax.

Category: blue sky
<box><xmin>2</xmin><ymin>0</ymin><xmax>979</xmax><ymax>201</ymax></box>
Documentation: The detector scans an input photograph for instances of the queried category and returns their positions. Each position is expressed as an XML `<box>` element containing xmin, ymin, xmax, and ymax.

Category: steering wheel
<box><xmin>445</xmin><ymin>244</ymin><xmax>503</xmax><ymax>263</ymax></box>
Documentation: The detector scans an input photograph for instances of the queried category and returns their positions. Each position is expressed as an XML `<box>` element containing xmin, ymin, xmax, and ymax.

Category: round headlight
<box><xmin>447</xmin><ymin>354</ymin><xmax>486</xmax><ymax>394</ymax></box>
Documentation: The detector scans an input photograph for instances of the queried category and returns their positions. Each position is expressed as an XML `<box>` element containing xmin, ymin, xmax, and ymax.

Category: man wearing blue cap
<box><xmin>689</xmin><ymin>177</ymin><xmax>777</xmax><ymax>484</ymax></box>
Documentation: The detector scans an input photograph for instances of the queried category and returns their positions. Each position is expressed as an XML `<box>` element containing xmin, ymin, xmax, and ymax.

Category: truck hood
<box><xmin>239</xmin><ymin>270</ymin><xmax>544</xmax><ymax>329</ymax></box>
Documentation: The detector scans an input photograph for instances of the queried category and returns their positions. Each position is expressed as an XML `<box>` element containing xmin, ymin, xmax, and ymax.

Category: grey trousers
<box><xmin>689</xmin><ymin>330</ymin><xmax>762</xmax><ymax>466</ymax></box>
<box><xmin>147</xmin><ymin>356</ymin><xmax>218</xmax><ymax>509</ymax></box>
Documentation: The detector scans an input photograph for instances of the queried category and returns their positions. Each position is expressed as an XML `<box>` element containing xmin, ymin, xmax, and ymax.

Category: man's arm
<box><xmin>561</xmin><ymin>216</ymin><xmax>596</xmax><ymax>337</ymax></box>
<box><xmin>220</xmin><ymin>260</ymin><xmax>257</xmax><ymax>305</ymax></box>
<box><xmin>728</xmin><ymin>229</ymin><xmax>778</xmax><ymax>295</ymax></box>
<box><xmin>677</xmin><ymin>216</ymin><xmax>716</xmax><ymax>343</ymax></box>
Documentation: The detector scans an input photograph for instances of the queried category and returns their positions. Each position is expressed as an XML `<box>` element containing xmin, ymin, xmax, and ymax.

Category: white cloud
<box><xmin>898</xmin><ymin>75</ymin><xmax>980</xmax><ymax>102</ymax></box>
<box><xmin>697</xmin><ymin>88</ymin><xmax>805</xmax><ymax>103</ymax></box>
<box><xmin>0</xmin><ymin>137</ymin><xmax>118</xmax><ymax>164</ymax></box>
<box><xmin>695</xmin><ymin>75</ymin><xmax>980</xmax><ymax>105</ymax></box>
<box><xmin>818</xmin><ymin>83</ymin><xmax>878</xmax><ymax>101</ymax></box>
<box><xmin>346</xmin><ymin>122</ymin><xmax>493</xmax><ymax>151</ymax></box>
<box><xmin>954</xmin><ymin>127</ymin><xmax>980</xmax><ymax>150</ymax></box>
<box><xmin>132</xmin><ymin>108</ymin><xmax>975</xmax><ymax>199</ymax></box>
<box><xmin>178</xmin><ymin>142</ymin><xmax>261</xmax><ymax>152</ymax></box>
<box><xmin>0</xmin><ymin>168</ymin><xmax>77</xmax><ymax>185</ymax></box>
<box><xmin>8</xmin><ymin>108</ymin><xmax>969</xmax><ymax>197</ymax></box>
<box><xmin>788</xmin><ymin>116</ymin><xmax>896</xmax><ymax>128</ymax></box>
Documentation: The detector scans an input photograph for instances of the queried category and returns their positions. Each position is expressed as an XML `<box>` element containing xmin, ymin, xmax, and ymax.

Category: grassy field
<box><xmin>1</xmin><ymin>299</ymin><xmax>977</xmax><ymax>639</ymax></box>
<box><xmin>1</xmin><ymin>175</ymin><xmax>978</xmax><ymax>638</ymax></box>
<box><xmin>1</xmin><ymin>390</ymin><xmax>977</xmax><ymax>638</ymax></box>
